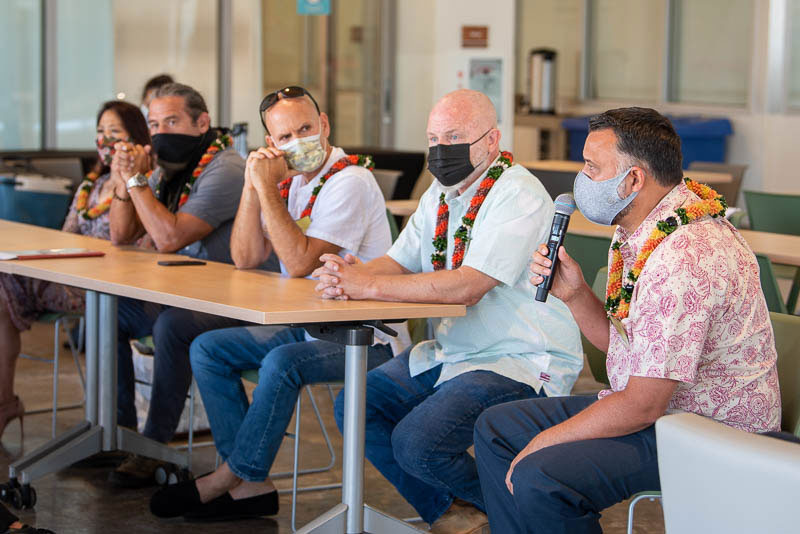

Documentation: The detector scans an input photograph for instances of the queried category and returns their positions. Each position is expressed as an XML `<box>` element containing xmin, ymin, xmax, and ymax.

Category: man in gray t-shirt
<box><xmin>105</xmin><ymin>83</ymin><xmax>264</xmax><ymax>488</ymax></box>
<box><xmin>145</xmin><ymin>147</ymin><xmax>243</xmax><ymax>264</ymax></box>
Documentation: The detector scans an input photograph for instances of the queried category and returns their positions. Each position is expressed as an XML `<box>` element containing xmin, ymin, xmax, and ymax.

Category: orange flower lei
<box><xmin>75</xmin><ymin>171</ymin><xmax>111</xmax><ymax>220</ymax></box>
<box><xmin>277</xmin><ymin>154</ymin><xmax>374</xmax><ymax>219</ymax></box>
<box><xmin>431</xmin><ymin>151</ymin><xmax>513</xmax><ymax>270</ymax></box>
<box><xmin>605</xmin><ymin>178</ymin><xmax>727</xmax><ymax>320</ymax></box>
<box><xmin>155</xmin><ymin>132</ymin><xmax>232</xmax><ymax>209</ymax></box>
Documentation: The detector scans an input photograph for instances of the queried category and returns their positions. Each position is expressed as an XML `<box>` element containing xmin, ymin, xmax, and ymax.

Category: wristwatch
<box><xmin>126</xmin><ymin>173</ymin><xmax>149</xmax><ymax>191</ymax></box>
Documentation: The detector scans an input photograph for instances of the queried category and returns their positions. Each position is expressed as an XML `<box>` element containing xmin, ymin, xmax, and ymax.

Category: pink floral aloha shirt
<box><xmin>598</xmin><ymin>181</ymin><xmax>781</xmax><ymax>433</ymax></box>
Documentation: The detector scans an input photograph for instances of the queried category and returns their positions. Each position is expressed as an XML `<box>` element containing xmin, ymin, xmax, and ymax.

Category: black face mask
<box><xmin>151</xmin><ymin>133</ymin><xmax>204</xmax><ymax>165</ymax></box>
<box><xmin>427</xmin><ymin>129</ymin><xmax>491</xmax><ymax>187</ymax></box>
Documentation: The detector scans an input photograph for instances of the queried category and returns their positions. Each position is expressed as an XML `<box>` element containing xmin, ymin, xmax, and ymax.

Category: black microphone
<box><xmin>535</xmin><ymin>193</ymin><xmax>576</xmax><ymax>302</ymax></box>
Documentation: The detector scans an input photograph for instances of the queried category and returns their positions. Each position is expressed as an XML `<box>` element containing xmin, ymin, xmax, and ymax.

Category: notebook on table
<box><xmin>0</xmin><ymin>248</ymin><xmax>105</xmax><ymax>260</ymax></box>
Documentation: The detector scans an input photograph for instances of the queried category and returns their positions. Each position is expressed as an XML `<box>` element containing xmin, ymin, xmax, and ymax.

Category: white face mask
<box><xmin>277</xmin><ymin>131</ymin><xmax>326</xmax><ymax>173</ymax></box>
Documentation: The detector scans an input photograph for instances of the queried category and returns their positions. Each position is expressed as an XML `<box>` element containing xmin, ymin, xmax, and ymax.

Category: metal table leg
<box><xmin>4</xmin><ymin>292</ymin><xmax>187</xmax><ymax>508</ymax></box>
<box><xmin>297</xmin><ymin>324</ymin><xmax>425</xmax><ymax>534</ymax></box>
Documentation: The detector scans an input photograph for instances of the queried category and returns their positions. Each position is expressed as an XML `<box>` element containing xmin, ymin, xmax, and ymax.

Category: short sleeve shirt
<box><xmin>388</xmin><ymin>156</ymin><xmax>583</xmax><ymax>395</ymax></box>
<box><xmin>600</xmin><ymin>181</ymin><xmax>781</xmax><ymax>433</ymax></box>
<box><xmin>148</xmin><ymin>147</ymin><xmax>244</xmax><ymax>264</ymax></box>
<box><xmin>272</xmin><ymin>146</ymin><xmax>391</xmax><ymax>274</ymax></box>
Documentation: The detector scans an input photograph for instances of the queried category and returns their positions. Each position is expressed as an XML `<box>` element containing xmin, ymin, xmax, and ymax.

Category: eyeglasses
<box><xmin>258</xmin><ymin>86</ymin><xmax>320</xmax><ymax>131</ymax></box>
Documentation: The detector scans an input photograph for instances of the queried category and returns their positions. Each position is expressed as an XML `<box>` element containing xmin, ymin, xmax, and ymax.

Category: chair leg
<box><xmin>272</xmin><ymin>386</ymin><xmax>336</xmax><ymax>479</ymax></box>
<box><xmin>187</xmin><ymin>380</ymin><xmax>196</xmax><ymax>472</ymax></box>
<box><xmin>51</xmin><ymin>319</ymin><xmax>61</xmax><ymax>438</ymax></box>
<box><xmin>627</xmin><ymin>493</ymin><xmax>662</xmax><ymax>534</ymax></box>
<box><xmin>67</xmin><ymin>317</ymin><xmax>86</xmax><ymax>395</ymax></box>
<box><xmin>291</xmin><ymin>392</ymin><xmax>302</xmax><ymax>532</ymax></box>
<box><xmin>787</xmin><ymin>267</ymin><xmax>800</xmax><ymax>314</ymax></box>
<box><xmin>305</xmin><ymin>386</ymin><xmax>336</xmax><ymax>471</ymax></box>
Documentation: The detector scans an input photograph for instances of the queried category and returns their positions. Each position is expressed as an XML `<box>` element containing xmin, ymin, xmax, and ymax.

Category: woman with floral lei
<box><xmin>480</xmin><ymin>107</ymin><xmax>786</xmax><ymax>534</ymax></box>
<box><xmin>0</xmin><ymin>101</ymin><xmax>150</xmax><ymax>440</ymax></box>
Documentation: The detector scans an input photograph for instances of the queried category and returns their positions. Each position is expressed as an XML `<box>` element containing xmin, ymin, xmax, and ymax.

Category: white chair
<box><xmin>656</xmin><ymin>412</ymin><xmax>800</xmax><ymax>534</ymax></box>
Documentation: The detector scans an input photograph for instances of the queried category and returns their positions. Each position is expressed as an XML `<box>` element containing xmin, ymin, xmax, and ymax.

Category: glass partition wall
<box><xmin>0</xmin><ymin>0</ymin><xmax>394</xmax><ymax>151</ymax></box>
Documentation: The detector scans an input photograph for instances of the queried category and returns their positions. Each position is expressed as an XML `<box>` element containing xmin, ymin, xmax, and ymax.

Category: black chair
<box><xmin>341</xmin><ymin>147</ymin><xmax>425</xmax><ymax>200</ymax></box>
<box><xmin>526</xmin><ymin>168</ymin><xmax>574</xmax><ymax>200</ymax></box>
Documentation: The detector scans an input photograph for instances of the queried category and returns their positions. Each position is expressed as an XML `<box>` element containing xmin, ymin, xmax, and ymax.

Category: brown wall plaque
<box><xmin>462</xmin><ymin>25</ymin><xmax>488</xmax><ymax>48</ymax></box>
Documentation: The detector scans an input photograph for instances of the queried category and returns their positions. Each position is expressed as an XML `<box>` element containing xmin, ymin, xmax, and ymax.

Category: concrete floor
<box><xmin>1</xmin><ymin>322</ymin><xmax>665</xmax><ymax>533</ymax></box>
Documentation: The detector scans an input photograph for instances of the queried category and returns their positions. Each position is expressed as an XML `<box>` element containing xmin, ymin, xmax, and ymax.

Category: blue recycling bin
<box><xmin>562</xmin><ymin>115</ymin><xmax>733</xmax><ymax>169</ymax></box>
<box><xmin>0</xmin><ymin>175</ymin><xmax>73</xmax><ymax>229</ymax></box>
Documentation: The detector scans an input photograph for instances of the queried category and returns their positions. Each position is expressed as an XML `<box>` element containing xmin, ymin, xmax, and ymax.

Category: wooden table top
<box><xmin>384</xmin><ymin>200</ymin><xmax>800</xmax><ymax>268</ymax></box>
<box><xmin>0</xmin><ymin>221</ymin><xmax>465</xmax><ymax>325</ymax></box>
<box><xmin>519</xmin><ymin>160</ymin><xmax>733</xmax><ymax>184</ymax></box>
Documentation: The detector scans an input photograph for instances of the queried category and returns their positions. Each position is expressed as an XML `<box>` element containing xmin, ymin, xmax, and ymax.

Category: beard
<box><xmin>611</xmin><ymin>195</ymin><xmax>635</xmax><ymax>225</ymax></box>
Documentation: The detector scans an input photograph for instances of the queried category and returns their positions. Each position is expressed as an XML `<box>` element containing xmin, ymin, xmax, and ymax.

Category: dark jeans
<box><xmin>334</xmin><ymin>348</ymin><xmax>541</xmax><ymax>524</ymax></box>
<box><xmin>474</xmin><ymin>395</ymin><xmax>660</xmax><ymax>534</ymax></box>
<box><xmin>116</xmin><ymin>297</ymin><xmax>245</xmax><ymax>443</ymax></box>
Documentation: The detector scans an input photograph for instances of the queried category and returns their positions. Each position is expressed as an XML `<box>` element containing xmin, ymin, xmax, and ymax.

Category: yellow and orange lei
<box><xmin>75</xmin><ymin>171</ymin><xmax>111</xmax><ymax>220</ymax></box>
<box><xmin>605</xmin><ymin>178</ymin><xmax>727</xmax><ymax>320</ymax></box>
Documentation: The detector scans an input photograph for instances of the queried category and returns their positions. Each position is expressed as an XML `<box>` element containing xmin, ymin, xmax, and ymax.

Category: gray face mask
<box><xmin>573</xmin><ymin>167</ymin><xmax>638</xmax><ymax>226</ymax></box>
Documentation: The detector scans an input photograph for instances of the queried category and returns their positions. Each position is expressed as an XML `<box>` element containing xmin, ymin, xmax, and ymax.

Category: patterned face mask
<box><xmin>96</xmin><ymin>135</ymin><xmax>126</xmax><ymax>166</ymax></box>
<box><xmin>277</xmin><ymin>130</ymin><xmax>326</xmax><ymax>173</ymax></box>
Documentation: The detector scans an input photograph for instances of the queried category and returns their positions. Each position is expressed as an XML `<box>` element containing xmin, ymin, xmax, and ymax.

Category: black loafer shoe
<box><xmin>183</xmin><ymin>490</ymin><xmax>279</xmax><ymax>522</ymax></box>
<box><xmin>150</xmin><ymin>479</ymin><xmax>202</xmax><ymax>518</ymax></box>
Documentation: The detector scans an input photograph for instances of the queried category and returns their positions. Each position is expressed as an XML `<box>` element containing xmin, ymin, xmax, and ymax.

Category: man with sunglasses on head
<box><xmin>313</xmin><ymin>89</ymin><xmax>583</xmax><ymax>534</ymax></box>
<box><xmin>148</xmin><ymin>86</ymin><xmax>400</xmax><ymax>522</ymax></box>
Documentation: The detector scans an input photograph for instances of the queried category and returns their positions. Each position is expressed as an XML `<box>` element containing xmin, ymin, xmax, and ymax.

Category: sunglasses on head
<box><xmin>259</xmin><ymin>86</ymin><xmax>320</xmax><ymax>131</ymax></box>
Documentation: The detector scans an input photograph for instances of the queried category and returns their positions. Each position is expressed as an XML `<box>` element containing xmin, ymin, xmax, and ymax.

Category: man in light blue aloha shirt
<box><xmin>313</xmin><ymin>89</ymin><xmax>583</xmax><ymax>534</ymax></box>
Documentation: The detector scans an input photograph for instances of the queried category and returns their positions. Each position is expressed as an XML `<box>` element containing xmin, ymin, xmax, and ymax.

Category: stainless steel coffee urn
<box><xmin>528</xmin><ymin>48</ymin><xmax>557</xmax><ymax>114</ymax></box>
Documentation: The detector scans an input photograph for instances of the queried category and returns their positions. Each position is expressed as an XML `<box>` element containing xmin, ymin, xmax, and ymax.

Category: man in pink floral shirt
<box><xmin>600</xmin><ymin>182</ymin><xmax>780</xmax><ymax>433</ymax></box>
<box><xmin>474</xmin><ymin>107</ymin><xmax>783</xmax><ymax>534</ymax></box>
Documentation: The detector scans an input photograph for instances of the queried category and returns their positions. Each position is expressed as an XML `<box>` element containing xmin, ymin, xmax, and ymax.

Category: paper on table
<box><xmin>0</xmin><ymin>248</ymin><xmax>105</xmax><ymax>260</ymax></box>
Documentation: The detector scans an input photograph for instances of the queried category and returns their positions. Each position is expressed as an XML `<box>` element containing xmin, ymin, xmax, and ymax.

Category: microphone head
<box><xmin>554</xmin><ymin>193</ymin><xmax>576</xmax><ymax>216</ymax></box>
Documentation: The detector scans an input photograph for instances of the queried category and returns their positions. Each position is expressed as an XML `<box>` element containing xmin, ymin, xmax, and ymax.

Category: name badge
<box><xmin>609</xmin><ymin>315</ymin><xmax>631</xmax><ymax>349</ymax></box>
<box><xmin>295</xmin><ymin>216</ymin><xmax>312</xmax><ymax>233</ymax></box>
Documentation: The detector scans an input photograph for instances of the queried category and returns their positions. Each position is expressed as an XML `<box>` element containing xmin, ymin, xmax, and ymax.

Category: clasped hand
<box><xmin>245</xmin><ymin>137</ymin><xmax>294</xmax><ymax>194</ymax></box>
<box><xmin>312</xmin><ymin>253</ymin><xmax>372</xmax><ymax>300</ymax></box>
<box><xmin>111</xmin><ymin>142</ymin><xmax>151</xmax><ymax>182</ymax></box>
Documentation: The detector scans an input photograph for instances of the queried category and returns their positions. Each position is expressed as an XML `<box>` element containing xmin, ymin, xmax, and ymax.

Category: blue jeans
<box><xmin>474</xmin><ymin>395</ymin><xmax>660</xmax><ymax>534</ymax></box>
<box><xmin>334</xmin><ymin>348</ymin><xmax>541</xmax><ymax>524</ymax></box>
<box><xmin>190</xmin><ymin>325</ymin><xmax>393</xmax><ymax>482</ymax></box>
<box><xmin>116</xmin><ymin>297</ymin><xmax>246</xmax><ymax>443</ymax></box>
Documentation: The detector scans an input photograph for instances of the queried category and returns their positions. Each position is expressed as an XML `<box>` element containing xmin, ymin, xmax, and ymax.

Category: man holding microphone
<box><xmin>474</xmin><ymin>107</ymin><xmax>781</xmax><ymax>534</ymax></box>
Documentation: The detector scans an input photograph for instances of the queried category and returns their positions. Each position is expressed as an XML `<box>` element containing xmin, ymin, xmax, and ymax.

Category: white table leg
<box><xmin>98</xmin><ymin>293</ymin><xmax>117</xmax><ymax>450</ymax></box>
<box><xmin>297</xmin><ymin>325</ymin><xmax>426</xmax><ymax>534</ymax></box>
<box><xmin>84</xmin><ymin>290</ymin><xmax>99</xmax><ymax>425</ymax></box>
<box><xmin>6</xmin><ymin>291</ymin><xmax>188</xmax><ymax>505</ymax></box>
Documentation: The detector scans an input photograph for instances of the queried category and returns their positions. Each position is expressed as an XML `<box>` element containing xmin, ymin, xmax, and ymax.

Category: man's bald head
<box><xmin>428</xmin><ymin>89</ymin><xmax>497</xmax><ymax>137</ymax></box>
<box><xmin>426</xmin><ymin>90</ymin><xmax>501</xmax><ymax>192</ymax></box>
